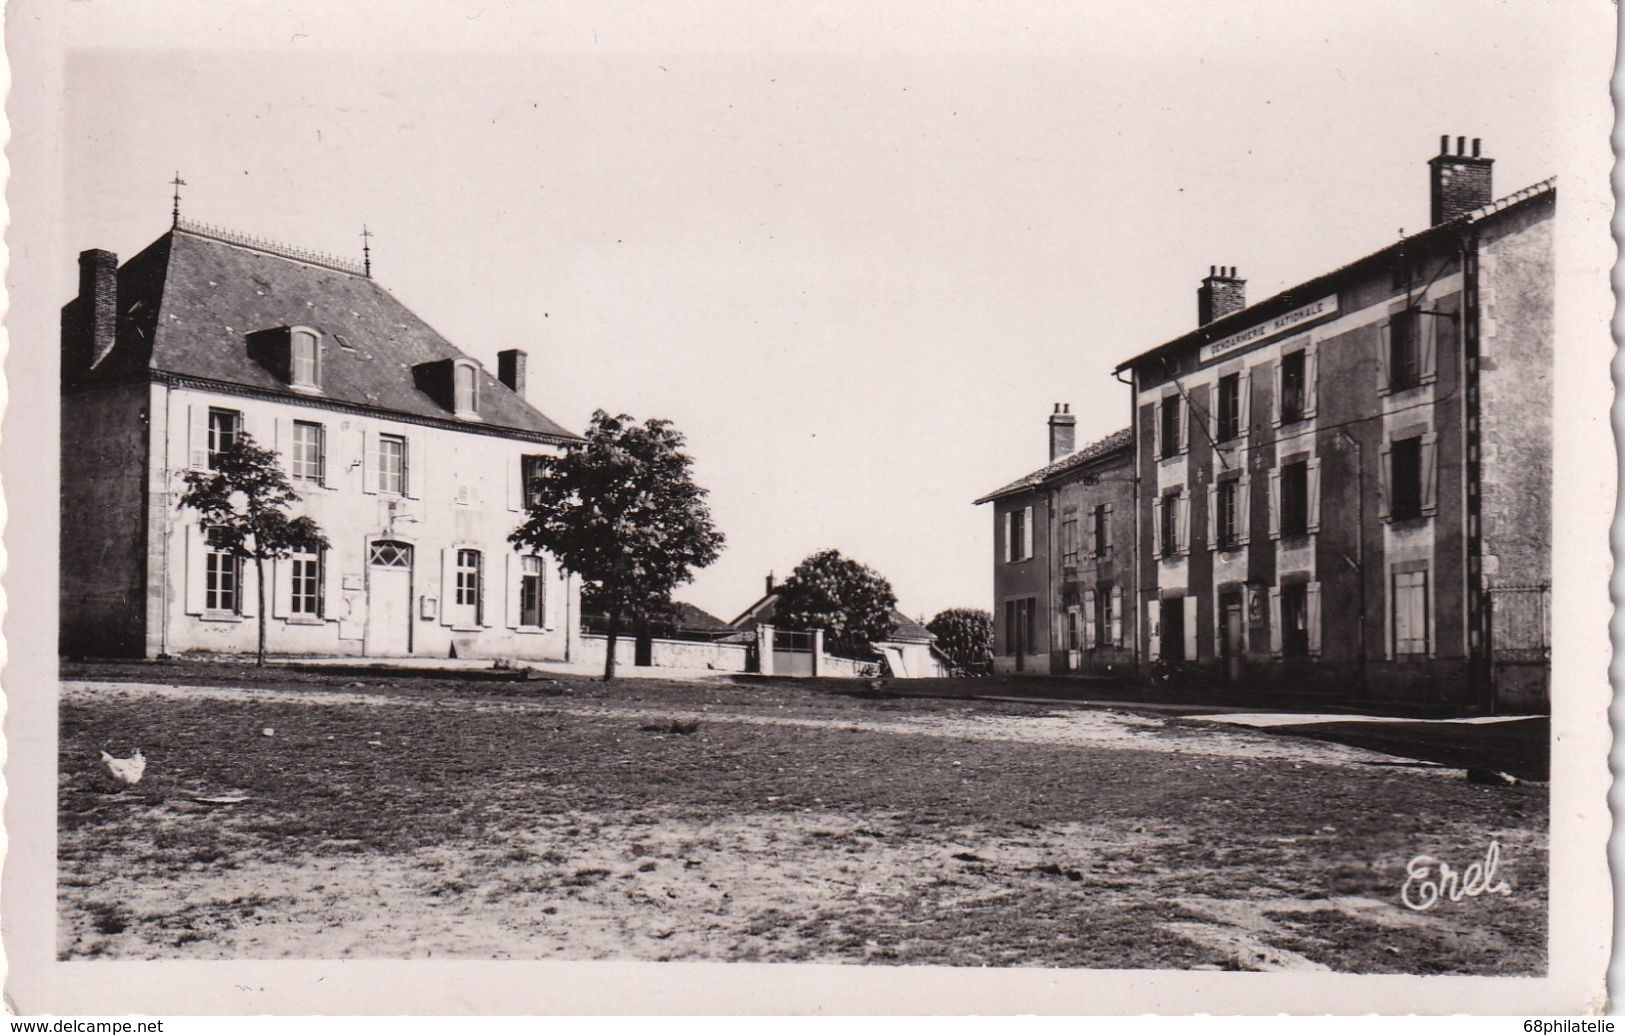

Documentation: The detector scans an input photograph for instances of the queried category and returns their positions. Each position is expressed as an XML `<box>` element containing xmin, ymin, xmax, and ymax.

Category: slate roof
<box><xmin>974</xmin><ymin>426</ymin><xmax>1133</xmax><ymax>505</ymax></box>
<box><xmin>81</xmin><ymin>225</ymin><xmax>578</xmax><ymax>442</ymax></box>
<box><xmin>1114</xmin><ymin>177</ymin><xmax>1556</xmax><ymax>374</ymax></box>
<box><xmin>727</xmin><ymin>591</ymin><xmax>935</xmax><ymax>643</ymax></box>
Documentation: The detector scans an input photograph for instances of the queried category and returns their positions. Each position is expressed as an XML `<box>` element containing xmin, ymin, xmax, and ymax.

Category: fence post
<box><xmin>811</xmin><ymin>628</ymin><xmax>825</xmax><ymax>677</ymax></box>
<box><xmin>757</xmin><ymin>623</ymin><xmax>775</xmax><ymax>676</ymax></box>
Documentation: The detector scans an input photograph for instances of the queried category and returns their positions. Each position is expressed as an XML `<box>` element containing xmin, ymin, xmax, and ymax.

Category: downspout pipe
<box><xmin>1114</xmin><ymin>365</ymin><xmax>1139</xmax><ymax>671</ymax></box>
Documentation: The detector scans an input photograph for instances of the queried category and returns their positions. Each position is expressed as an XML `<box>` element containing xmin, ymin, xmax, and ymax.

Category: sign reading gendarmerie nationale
<box><xmin>1200</xmin><ymin>294</ymin><xmax>1339</xmax><ymax>363</ymax></box>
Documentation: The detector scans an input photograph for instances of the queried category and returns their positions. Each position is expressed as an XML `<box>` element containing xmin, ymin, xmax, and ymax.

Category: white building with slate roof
<box><xmin>60</xmin><ymin>219</ymin><xmax>583</xmax><ymax>661</ymax></box>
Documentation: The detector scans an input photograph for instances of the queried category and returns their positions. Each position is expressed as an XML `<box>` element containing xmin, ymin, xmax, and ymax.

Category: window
<box><xmin>1066</xmin><ymin>608</ymin><xmax>1080</xmax><ymax>652</ymax></box>
<box><xmin>1216</xmin><ymin>479</ymin><xmax>1239</xmax><ymax>548</ymax></box>
<box><xmin>1003</xmin><ymin>598</ymin><xmax>1035</xmax><ymax>656</ymax></box>
<box><xmin>521</xmin><ymin>454</ymin><xmax>548</xmax><ymax>510</ymax></box>
<box><xmin>1159</xmin><ymin>492</ymin><xmax>1180</xmax><ymax>557</ymax></box>
<box><xmin>204</xmin><ymin>541</ymin><xmax>239</xmax><ymax>612</ymax></box>
<box><xmin>1005</xmin><ymin>506</ymin><xmax>1032</xmax><ymax>563</ymax></box>
<box><xmin>1060</xmin><ymin>517</ymin><xmax>1079</xmax><ymax>568</ymax></box>
<box><xmin>1092</xmin><ymin>504</ymin><xmax>1109</xmax><ymax>558</ymax></box>
<box><xmin>289</xmin><ymin>550</ymin><xmax>322</xmax><ymax>616</ymax></box>
<box><xmin>520</xmin><ymin>555</ymin><xmax>545</xmax><ymax>627</ymax></box>
<box><xmin>454</xmin><ymin>362</ymin><xmax>478</xmax><ymax>416</ymax></box>
<box><xmin>1281</xmin><ymin>583</ymin><xmax>1309</xmax><ymax>658</ymax></box>
<box><xmin>1280</xmin><ymin>351</ymin><xmax>1306</xmax><ymax>423</ymax></box>
<box><xmin>1390</xmin><ymin>436</ymin><xmax>1423</xmax><ymax>520</ymax></box>
<box><xmin>377</xmin><ymin>434</ymin><xmax>407</xmax><ymax>495</ymax></box>
<box><xmin>1160</xmin><ymin>598</ymin><xmax>1185</xmax><ymax>662</ymax></box>
<box><xmin>456</xmin><ymin>549</ymin><xmax>482</xmax><ymax>606</ymax></box>
<box><xmin>1160</xmin><ymin>398</ymin><xmax>1182</xmax><ymax>459</ymax></box>
<box><xmin>1095</xmin><ymin>586</ymin><xmax>1111</xmax><ymax>649</ymax></box>
<box><xmin>1393</xmin><ymin>570</ymin><xmax>1429</xmax><ymax>656</ymax></box>
<box><xmin>291</xmin><ymin>421</ymin><xmax>325</xmax><ymax>484</ymax></box>
<box><xmin>208</xmin><ymin>408</ymin><xmax>241</xmax><ymax>468</ymax></box>
<box><xmin>291</xmin><ymin>330</ymin><xmax>319</xmax><ymax>387</ymax></box>
<box><xmin>1389</xmin><ymin>311</ymin><xmax>1421</xmax><ymax>391</ymax></box>
<box><xmin>369</xmin><ymin>540</ymin><xmax>413</xmax><ymax>568</ymax></box>
<box><xmin>1216</xmin><ymin>374</ymin><xmax>1240</xmax><ymax>441</ymax></box>
<box><xmin>1280</xmin><ymin>460</ymin><xmax>1309</xmax><ymax>536</ymax></box>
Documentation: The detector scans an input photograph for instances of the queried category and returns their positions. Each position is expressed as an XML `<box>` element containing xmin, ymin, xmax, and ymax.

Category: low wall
<box><xmin>820</xmin><ymin>654</ymin><xmax>882</xmax><ymax>678</ymax></box>
<box><xmin>578</xmin><ymin>632</ymin><xmax>751</xmax><ymax>672</ymax></box>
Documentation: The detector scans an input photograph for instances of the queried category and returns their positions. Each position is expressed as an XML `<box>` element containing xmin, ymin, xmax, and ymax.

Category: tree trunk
<box><xmin>255</xmin><ymin>554</ymin><xmax>268</xmax><ymax>667</ymax></box>
<box><xmin>603</xmin><ymin>606</ymin><xmax>621</xmax><ymax>681</ymax></box>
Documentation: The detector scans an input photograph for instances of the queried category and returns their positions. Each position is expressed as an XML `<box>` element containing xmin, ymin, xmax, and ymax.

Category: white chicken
<box><xmin>99</xmin><ymin>749</ymin><xmax>146</xmax><ymax>788</ymax></box>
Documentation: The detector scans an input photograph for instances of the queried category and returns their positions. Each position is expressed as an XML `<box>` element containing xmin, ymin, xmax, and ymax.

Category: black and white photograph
<box><xmin>2</xmin><ymin>0</ymin><xmax>1615</xmax><ymax>1018</ymax></box>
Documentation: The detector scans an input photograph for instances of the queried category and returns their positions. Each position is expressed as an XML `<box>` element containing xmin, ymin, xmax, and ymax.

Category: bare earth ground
<box><xmin>58</xmin><ymin>662</ymin><xmax>1547</xmax><ymax>972</ymax></box>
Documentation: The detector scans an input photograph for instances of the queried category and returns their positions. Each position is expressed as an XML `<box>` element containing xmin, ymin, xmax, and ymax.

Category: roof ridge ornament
<box><xmin>173</xmin><ymin>217</ymin><xmax>370</xmax><ymax>277</ymax></box>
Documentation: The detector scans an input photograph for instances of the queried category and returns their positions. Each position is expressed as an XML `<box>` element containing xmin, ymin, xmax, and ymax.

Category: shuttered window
<box><xmin>1394</xmin><ymin>571</ymin><xmax>1430</xmax><ymax>656</ymax></box>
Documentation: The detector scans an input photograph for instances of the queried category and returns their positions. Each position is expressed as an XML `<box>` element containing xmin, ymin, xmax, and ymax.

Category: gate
<box><xmin>1486</xmin><ymin>584</ymin><xmax>1550</xmax><ymax>709</ymax></box>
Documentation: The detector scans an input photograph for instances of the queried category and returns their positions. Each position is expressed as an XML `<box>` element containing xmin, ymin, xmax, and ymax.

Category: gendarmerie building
<box><xmin>1115</xmin><ymin>137</ymin><xmax>1552</xmax><ymax>713</ymax></box>
<box><xmin>60</xmin><ymin>216</ymin><xmax>583</xmax><ymax>660</ymax></box>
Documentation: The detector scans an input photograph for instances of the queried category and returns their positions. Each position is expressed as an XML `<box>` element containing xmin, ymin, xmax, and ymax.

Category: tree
<box><xmin>510</xmin><ymin>410</ymin><xmax>724</xmax><ymax>679</ymax></box>
<box><xmin>927</xmin><ymin>608</ymin><xmax>994</xmax><ymax>676</ymax></box>
<box><xmin>773</xmin><ymin>549</ymin><xmax>897</xmax><ymax>657</ymax></box>
<box><xmin>178</xmin><ymin>432</ymin><xmax>330</xmax><ymax>667</ymax></box>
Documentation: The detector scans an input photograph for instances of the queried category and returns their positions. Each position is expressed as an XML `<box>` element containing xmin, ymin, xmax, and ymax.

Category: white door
<box><xmin>366</xmin><ymin>540</ymin><xmax>414</xmax><ymax>655</ymax></box>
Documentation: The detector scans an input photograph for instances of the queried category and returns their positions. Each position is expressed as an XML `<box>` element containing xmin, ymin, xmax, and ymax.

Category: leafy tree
<box><xmin>927</xmin><ymin>607</ymin><xmax>994</xmax><ymax>676</ymax></box>
<box><xmin>510</xmin><ymin>410</ymin><xmax>724</xmax><ymax>679</ymax></box>
<box><xmin>774</xmin><ymin>549</ymin><xmax>897</xmax><ymax>656</ymax></box>
<box><xmin>178</xmin><ymin>432</ymin><xmax>330</xmax><ymax>667</ymax></box>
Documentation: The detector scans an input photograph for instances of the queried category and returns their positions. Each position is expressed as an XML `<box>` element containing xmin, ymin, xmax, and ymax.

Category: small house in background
<box><xmin>727</xmin><ymin>574</ymin><xmax>951</xmax><ymax>678</ymax></box>
<box><xmin>976</xmin><ymin>415</ymin><xmax>1136</xmax><ymax>676</ymax></box>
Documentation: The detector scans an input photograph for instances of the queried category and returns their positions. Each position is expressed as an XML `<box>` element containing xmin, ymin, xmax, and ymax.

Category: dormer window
<box><xmin>454</xmin><ymin>361</ymin><xmax>478</xmax><ymax>417</ymax></box>
<box><xmin>290</xmin><ymin>328</ymin><xmax>320</xmax><ymax>388</ymax></box>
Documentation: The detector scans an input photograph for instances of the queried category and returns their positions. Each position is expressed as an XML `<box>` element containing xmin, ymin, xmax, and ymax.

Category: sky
<box><xmin>53</xmin><ymin>1</ymin><xmax>1582</xmax><ymax>624</ymax></box>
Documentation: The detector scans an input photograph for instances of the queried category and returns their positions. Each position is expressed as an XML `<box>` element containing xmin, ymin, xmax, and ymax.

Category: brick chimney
<box><xmin>66</xmin><ymin>249</ymin><xmax>119</xmax><ymax>378</ymax></box>
<box><xmin>497</xmin><ymin>348</ymin><xmax>528</xmax><ymax>398</ymax></box>
<box><xmin>1429</xmin><ymin>135</ymin><xmax>1493</xmax><ymax>226</ymax></box>
<box><xmin>1197</xmin><ymin>266</ymin><xmax>1246</xmax><ymax>326</ymax></box>
<box><xmin>765</xmin><ymin>571</ymin><xmax>776</xmax><ymax>595</ymax></box>
<box><xmin>1048</xmin><ymin>403</ymin><xmax>1076</xmax><ymax>463</ymax></box>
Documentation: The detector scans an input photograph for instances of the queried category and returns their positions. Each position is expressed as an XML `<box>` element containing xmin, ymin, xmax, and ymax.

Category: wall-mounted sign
<box><xmin>1200</xmin><ymin>294</ymin><xmax>1339</xmax><ymax>363</ymax></box>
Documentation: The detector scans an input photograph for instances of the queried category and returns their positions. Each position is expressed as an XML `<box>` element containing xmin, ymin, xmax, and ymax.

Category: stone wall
<box><xmin>577</xmin><ymin>632</ymin><xmax>751</xmax><ymax>672</ymax></box>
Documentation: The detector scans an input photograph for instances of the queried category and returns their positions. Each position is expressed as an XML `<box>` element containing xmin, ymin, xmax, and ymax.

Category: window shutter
<box><xmin>1307</xmin><ymin>458</ymin><xmax>1322</xmax><ymax>534</ymax></box>
<box><xmin>1268</xmin><ymin>468</ymin><xmax>1282</xmax><ymax>540</ymax></box>
<box><xmin>239</xmin><ymin>558</ymin><xmax>257</xmax><ymax>617</ymax></box>
<box><xmin>240</xmin><ymin>411</ymin><xmax>262</xmax><ymax>452</ymax></box>
<box><xmin>272</xmin><ymin>558</ymin><xmax>289</xmax><ymax>618</ymax></box>
<box><xmin>1145</xmin><ymin>599</ymin><xmax>1161</xmax><ymax>661</ymax></box>
<box><xmin>505</xmin><ymin>553</ymin><xmax>522</xmax><ymax>628</ymax></box>
<box><xmin>1421</xmin><ymin>433</ymin><xmax>1439</xmax><ymax>516</ymax></box>
<box><xmin>1238</xmin><ymin>369</ymin><xmax>1251</xmax><ymax>435</ymax></box>
<box><xmin>362</xmin><ymin>429</ymin><xmax>378</xmax><ymax>495</ymax></box>
<box><xmin>1377</xmin><ymin>322</ymin><xmax>1392</xmax><ymax>394</ymax></box>
<box><xmin>189</xmin><ymin>406</ymin><xmax>210</xmax><ymax>469</ymax></box>
<box><xmin>405</xmin><ymin>434</ymin><xmax>424</xmax><ymax>500</ymax></box>
<box><xmin>1378</xmin><ymin>441</ymin><xmax>1393</xmax><ymax>520</ymax></box>
<box><xmin>1177</xmin><ymin>491</ymin><xmax>1191</xmax><ymax>555</ymax></box>
<box><xmin>1182</xmin><ymin>596</ymin><xmax>1198</xmax><ymax>661</ymax></box>
<box><xmin>1421</xmin><ymin>314</ymin><xmax>1439</xmax><ymax>384</ymax></box>
<box><xmin>507</xmin><ymin>456</ymin><xmax>523</xmax><ymax>512</ymax></box>
<box><xmin>1206</xmin><ymin>483</ymin><xmax>1217</xmax><ymax>550</ymax></box>
<box><xmin>1110</xmin><ymin>585</ymin><xmax>1123</xmax><ymax>646</ymax></box>
<box><xmin>1271</xmin><ymin>361</ymin><xmax>1283</xmax><ymax>428</ymax></box>
<box><xmin>273</xmin><ymin>418</ymin><xmax>289</xmax><ymax>475</ymax></box>
<box><xmin>1103</xmin><ymin>504</ymin><xmax>1113</xmax><ymax>556</ymax></box>
<box><xmin>1236</xmin><ymin>476</ymin><xmax>1251</xmax><ymax>546</ymax></box>
<box><xmin>1022</xmin><ymin>505</ymin><xmax>1033</xmax><ymax>561</ymax></box>
<box><xmin>184</xmin><ymin>525</ymin><xmax>206</xmax><ymax>614</ymax></box>
<box><xmin>1082</xmin><ymin>594</ymin><xmax>1097</xmax><ymax>650</ymax></box>
<box><xmin>1208</xmin><ymin>386</ymin><xmax>1219</xmax><ymax>443</ymax></box>
<box><xmin>1179</xmin><ymin>398</ymin><xmax>1189</xmax><ymax>453</ymax></box>
<box><xmin>323</xmin><ymin>546</ymin><xmax>341</xmax><ymax>622</ymax></box>
<box><xmin>1304</xmin><ymin>345</ymin><xmax>1319</xmax><ymax>418</ymax></box>
<box><xmin>1152</xmin><ymin>403</ymin><xmax>1163</xmax><ymax>458</ymax></box>
<box><xmin>1268</xmin><ymin>587</ymin><xmax>1283</xmax><ymax>657</ymax></box>
<box><xmin>1151</xmin><ymin>500</ymin><xmax>1162</xmax><ymax>560</ymax></box>
<box><xmin>440</xmin><ymin>548</ymin><xmax>455</xmax><ymax>626</ymax></box>
<box><xmin>1307</xmin><ymin>582</ymin><xmax>1323</xmax><ymax>656</ymax></box>
<box><xmin>319</xmin><ymin>424</ymin><xmax>333</xmax><ymax>488</ymax></box>
<box><xmin>1003</xmin><ymin>511</ymin><xmax>1014</xmax><ymax>563</ymax></box>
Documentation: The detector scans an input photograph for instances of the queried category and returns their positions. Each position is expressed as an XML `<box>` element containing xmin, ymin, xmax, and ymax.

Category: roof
<box><xmin>79</xmin><ymin>224</ymin><xmax>578</xmax><ymax>443</ymax></box>
<box><xmin>1114</xmin><ymin>177</ymin><xmax>1556</xmax><ymax>374</ymax></box>
<box><xmin>974</xmin><ymin>426</ymin><xmax>1133</xmax><ymax>505</ymax></box>
<box><xmin>666</xmin><ymin>601</ymin><xmax>729</xmax><ymax>630</ymax></box>
<box><xmin>727</xmin><ymin>591</ymin><xmax>935</xmax><ymax>643</ymax></box>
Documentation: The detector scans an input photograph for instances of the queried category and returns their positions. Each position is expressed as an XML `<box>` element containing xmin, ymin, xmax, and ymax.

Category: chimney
<box><xmin>765</xmin><ymin>572</ymin><xmax>775</xmax><ymax>595</ymax></box>
<box><xmin>1197</xmin><ymin>266</ymin><xmax>1246</xmax><ymax>326</ymax></box>
<box><xmin>68</xmin><ymin>249</ymin><xmax>119</xmax><ymax>377</ymax></box>
<box><xmin>497</xmin><ymin>348</ymin><xmax>528</xmax><ymax>398</ymax></box>
<box><xmin>1047</xmin><ymin>403</ymin><xmax>1076</xmax><ymax>463</ymax></box>
<box><xmin>1429</xmin><ymin>135</ymin><xmax>1493</xmax><ymax>225</ymax></box>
